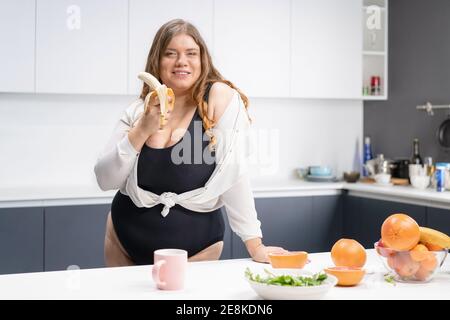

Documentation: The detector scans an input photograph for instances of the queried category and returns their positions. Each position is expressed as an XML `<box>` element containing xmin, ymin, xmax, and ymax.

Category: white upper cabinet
<box><xmin>214</xmin><ymin>0</ymin><xmax>290</xmax><ymax>98</ymax></box>
<box><xmin>1</xmin><ymin>0</ymin><xmax>377</xmax><ymax>98</ymax></box>
<box><xmin>0</xmin><ymin>0</ymin><xmax>35</xmax><ymax>93</ymax></box>
<box><xmin>291</xmin><ymin>0</ymin><xmax>363</xmax><ymax>99</ymax></box>
<box><xmin>36</xmin><ymin>0</ymin><xmax>128</xmax><ymax>94</ymax></box>
<box><xmin>128</xmin><ymin>0</ymin><xmax>213</xmax><ymax>95</ymax></box>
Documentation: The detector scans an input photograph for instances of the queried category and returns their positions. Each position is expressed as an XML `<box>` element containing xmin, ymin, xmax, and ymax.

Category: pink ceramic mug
<box><xmin>152</xmin><ymin>249</ymin><xmax>187</xmax><ymax>290</ymax></box>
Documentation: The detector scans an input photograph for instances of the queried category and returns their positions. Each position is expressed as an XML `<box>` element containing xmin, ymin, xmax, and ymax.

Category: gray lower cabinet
<box><xmin>44</xmin><ymin>204</ymin><xmax>110</xmax><ymax>271</ymax></box>
<box><xmin>343</xmin><ymin>195</ymin><xmax>427</xmax><ymax>249</ymax></box>
<box><xmin>232</xmin><ymin>197</ymin><xmax>312</xmax><ymax>259</ymax></box>
<box><xmin>2</xmin><ymin>195</ymin><xmax>449</xmax><ymax>275</ymax></box>
<box><xmin>231</xmin><ymin>196</ymin><xmax>342</xmax><ymax>258</ymax></box>
<box><xmin>311</xmin><ymin>196</ymin><xmax>343</xmax><ymax>253</ymax></box>
<box><xmin>232</xmin><ymin>197</ymin><xmax>311</xmax><ymax>259</ymax></box>
<box><xmin>426</xmin><ymin>207</ymin><xmax>450</xmax><ymax>235</ymax></box>
<box><xmin>0</xmin><ymin>207</ymin><xmax>44</xmax><ymax>274</ymax></box>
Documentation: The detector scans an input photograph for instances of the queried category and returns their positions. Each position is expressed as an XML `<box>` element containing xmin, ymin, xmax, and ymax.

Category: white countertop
<box><xmin>0</xmin><ymin>179</ymin><xmax>450</xmax><ymax>209</ymax></box>
<box><xmin>0</xmin><ymin>185</ymin><xmax>116</xmax><ymax>208</ymax></box>
<box><xmin>344</xmin><ymin>182</ymin><xmax>450</xmax><ymax>209</ymax></box>
<box><xmin>0</xmin><ymin>250</ymin><xmax>448</xmax><ymax>300</ymax></box>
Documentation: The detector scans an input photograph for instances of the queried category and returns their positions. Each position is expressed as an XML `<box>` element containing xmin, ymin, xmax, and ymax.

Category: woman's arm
<box><xmin>220</xmin><ymin>175</ymin><xmax>287</xmax><ymax>263</ymax></box>
<box><xmin>94</xmin><ymin>117</ymin><xmax>140</xmax><ymax>191</ymax></box>
<box><xmin>94</xmin><ymin>99</ymin><xmax>160</xmax><ymax>191</ymax></box>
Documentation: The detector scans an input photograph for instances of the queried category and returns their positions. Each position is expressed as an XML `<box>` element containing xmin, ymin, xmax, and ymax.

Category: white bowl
<box><xmin>246</xmin><ymin>269</ymin><xmax>337</xmax><ymax>300</ymax></box>
<box><xmin>374</xmin><ymin>173</ymin><xmax>391</xmax><ymax>185</ymax></box>
<box><xmin>410</xmin><ymin>175</ymin><xmax>430</xmax><ymax>189</ymax></box>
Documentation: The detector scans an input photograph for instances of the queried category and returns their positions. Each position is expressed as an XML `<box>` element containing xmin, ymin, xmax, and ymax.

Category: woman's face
<box><xmin>159</xmin><ymin>33</ymin><xmax>202</xmax><ymax>94</ymax></box>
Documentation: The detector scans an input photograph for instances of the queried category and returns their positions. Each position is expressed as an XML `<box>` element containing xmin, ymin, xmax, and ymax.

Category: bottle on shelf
<box><xmin>370</xmin><ymin>76</ymin><xmax>381</xmax><ymax>95</ymax></box>
<box><xmin>411</xmin><ymin>138</ymin><xmax>423</xmax><ymax>165</ymax></box>
<box><xmin>363</xmin><ymin>136</ymin><xmax>374</xmax><ymax>176</ymax></box>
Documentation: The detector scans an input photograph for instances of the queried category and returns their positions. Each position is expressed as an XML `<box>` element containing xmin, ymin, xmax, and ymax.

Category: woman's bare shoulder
<box><xmin>208</xmin><ymin>82</ymin><xmax>236</xmax><ymax>123</ymax></box>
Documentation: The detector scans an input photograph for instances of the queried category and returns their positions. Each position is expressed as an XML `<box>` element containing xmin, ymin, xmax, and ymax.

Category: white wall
<box><xmin>0</xmin><ymin>93</ymin><xmax>135</xmax><ymax>189</ymax></box>
<box><xmin>0</xmin><ymin>93</ymin><xmax>362</xmax><ymax>191</ymax></box>
<box><xmin>247</xmin><ymin>97</ymin><xmax>363</xmax><ymax>181</ymax></box>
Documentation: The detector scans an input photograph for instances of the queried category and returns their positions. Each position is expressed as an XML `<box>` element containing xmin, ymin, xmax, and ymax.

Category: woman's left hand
<box><xmin>250</xmin><ymin>244</ymin><xmax>288</xmax><ymax>263</ymax></box>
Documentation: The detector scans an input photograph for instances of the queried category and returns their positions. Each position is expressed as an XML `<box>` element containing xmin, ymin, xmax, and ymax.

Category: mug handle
<box><xmin>152</xmin><ymin>260</ymin><xmax>166</xmax><ymax>288</ymax></box>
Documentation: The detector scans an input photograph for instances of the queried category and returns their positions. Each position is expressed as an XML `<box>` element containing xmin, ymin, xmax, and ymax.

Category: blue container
<box><xmin>436</xmin><ymin>166</ymin><xmax>446</xmax><ymax>192</ymax></box>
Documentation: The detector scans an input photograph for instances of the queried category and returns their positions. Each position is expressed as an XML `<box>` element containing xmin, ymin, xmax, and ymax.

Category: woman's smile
<box><xmin>172</xmin><ymin>69</ymin><xmax>191</xmax><ymax>79</ymax></box>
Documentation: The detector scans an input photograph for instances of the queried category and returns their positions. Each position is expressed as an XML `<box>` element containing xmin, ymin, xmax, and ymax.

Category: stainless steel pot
<box><xmin>364</xmin><ymin>154</ymin><xmax>392</xmax><ymax>177</ymax></box>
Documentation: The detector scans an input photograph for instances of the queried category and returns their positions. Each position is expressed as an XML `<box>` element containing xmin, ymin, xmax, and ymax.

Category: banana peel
<box><xmin>419</xmin><ymin>226</ymin><xmax>450</xmax><ymax>249</ymax></box>
<box><xmin>138</xmin><ymin>72</ymin><xmax>175</xmax><ymax>129</ymax></box>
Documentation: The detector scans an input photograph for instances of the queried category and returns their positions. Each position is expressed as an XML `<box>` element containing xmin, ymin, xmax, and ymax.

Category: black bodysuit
<box><xmin>111</xmin><ymin>85</ymin><xmax>224</xmax><ymax>264</ymax></box>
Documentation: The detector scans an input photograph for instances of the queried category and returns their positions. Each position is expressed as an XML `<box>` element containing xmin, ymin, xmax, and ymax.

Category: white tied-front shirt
<box><xmin>94</xmin><ymin>90</ymin><xmax>262</xmax><ymax>242</ymax></box>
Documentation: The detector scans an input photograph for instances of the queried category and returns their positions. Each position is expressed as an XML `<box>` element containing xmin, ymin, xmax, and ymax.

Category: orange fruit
<box><xmin>393</xmin><ymin>252</ymin><xmax>420</xmax><ymax>278</ymax></box>
<box><xmin>268</xmin><ymin>251</ymin><xmax>309</xmax><ymax>269</ymax></box>
<box><xmin>324</xmin><ymin>266</ymin><xmax>365</xmax><ymax>286</ymax></box>
<box><xmin>414</xmin><ymin>265</ymin><xmax>432</xmax><ymax>281</ymax></box>
<box><xmin>424</xmin><ymin>243</ymin><xmax>444</xmax><ymax>251</ymax></box>
<box><xmin>420</xmin><ymin>253</ymin><xmax>437</xmax><ymax>271</ymax></box>
<box><xmin>331</xmin><ymin>239</ymin><xmax>366</xmax><ymax>268</ymax></box>
<box><xmin>381</xmin><ymin>213</ymin><xmax>420</xmax><ymax>251</ymax></box>
<box><xmin>410</xmin><ymin>244</ymin><xmax>429</xmax><ymax>262</ymax></box>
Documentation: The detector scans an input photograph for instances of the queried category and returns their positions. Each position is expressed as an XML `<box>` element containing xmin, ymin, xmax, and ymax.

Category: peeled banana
<box><xmin>138</xmin><ymin>72</ymin><xmax>175</xmax><ymax>129</ymax></box>
<box><xmin>419</xmin><ymin>227</ymin><xmax>450</xmax><ymax>249</ymax></box>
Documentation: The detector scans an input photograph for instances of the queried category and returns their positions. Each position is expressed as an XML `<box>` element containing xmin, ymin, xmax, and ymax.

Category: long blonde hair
<box><xmin>140</xmin><ymin>19</ymin><xmax>250</xmax><ymax>149</ymax></box>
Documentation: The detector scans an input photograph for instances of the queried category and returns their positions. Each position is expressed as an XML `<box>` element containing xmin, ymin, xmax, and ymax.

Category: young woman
<box><xmin>95</xmin><ymin>19</ymin><xmax>286</xmax><ymax>266</ymax></box>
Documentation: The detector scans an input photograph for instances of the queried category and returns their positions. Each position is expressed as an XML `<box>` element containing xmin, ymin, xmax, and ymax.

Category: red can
<box><xmin>371</xmin><ymin>76</ymin><xmax>380</xmax><ymax>86</ymax></box>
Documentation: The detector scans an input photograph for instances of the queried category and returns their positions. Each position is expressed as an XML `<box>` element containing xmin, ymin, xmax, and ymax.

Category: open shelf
<box><xmin>363</xmin><ymin>50</ymin><xmax>385</xmax><ymax>56</ymax></box>
<box><xmin>362</xmin><ymin>95</ymin><xmax>387</xmax><ymax>100</ymax></box>
<box><xmin>363</xmin><ymin>6</ymin><xmax>386</xmax><ymax>11</ymax></box>
<box><xmin>364</xmin><ymin>0</ymin><xmax>385</xmax><ymax>7</ymax></box>
<box><xmin>362</xmin><ymin>0</ymin><xmax>388</xmax><ymax>100</ymax></box>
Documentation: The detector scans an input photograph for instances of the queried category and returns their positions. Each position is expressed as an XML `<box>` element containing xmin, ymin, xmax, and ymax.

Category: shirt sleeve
<box><xmin>94</xmin><ymin>100</ymin><xmax>142</xmax><ymax>191</ymax></box>
<box><xmin>220</xmin><ymin>173</ymin><xmax>263</xmax><ymax>242</ymax></box>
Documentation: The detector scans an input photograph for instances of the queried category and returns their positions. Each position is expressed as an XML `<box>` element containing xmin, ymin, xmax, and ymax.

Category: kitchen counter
<box><xmin>0</xmin><ymin>179</ymin><xmax>449</xmax><ymax>209</ymax></box>
<box><xmin>344</xmin><ymin>182</ymin><xmax>450</xmax><ymax>209</ymax></box>
<box><xmin>0</xmin><ymin>185</ymin><xmax>116</xmax><ymax>208</ymax></box>
<box><xmin>0</xmin><ymin>250</ymin><xmax>448</xmax><ymax>300</ymax></box>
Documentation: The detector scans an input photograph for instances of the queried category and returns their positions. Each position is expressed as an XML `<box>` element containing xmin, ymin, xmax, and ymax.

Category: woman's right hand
<box><xmin>128</xmin><ymin>93</ymin><xmax>174</xmax><ymax>152</ymax></box>
<box><xmin>136</xmin><ymin>93</ymin><xmax>173</xmax><ymax>137</ymax></box>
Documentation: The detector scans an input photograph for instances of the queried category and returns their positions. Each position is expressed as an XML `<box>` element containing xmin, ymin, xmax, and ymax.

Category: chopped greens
<box><xmin>384</xmin><ymin>273</ymin><xmax>396</xmax><ymax>286</ymax></box>
<box><xmin>245</xmin><ymin>267</ymin><xmax>328</xmax><ymax>287</ymax></box>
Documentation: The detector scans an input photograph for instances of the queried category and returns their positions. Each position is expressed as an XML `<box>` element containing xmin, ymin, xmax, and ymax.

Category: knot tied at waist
<box><xmin>156</xmin><ymin>192</ymin><xmax>178</xmax><ymax>217</ymax></box>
